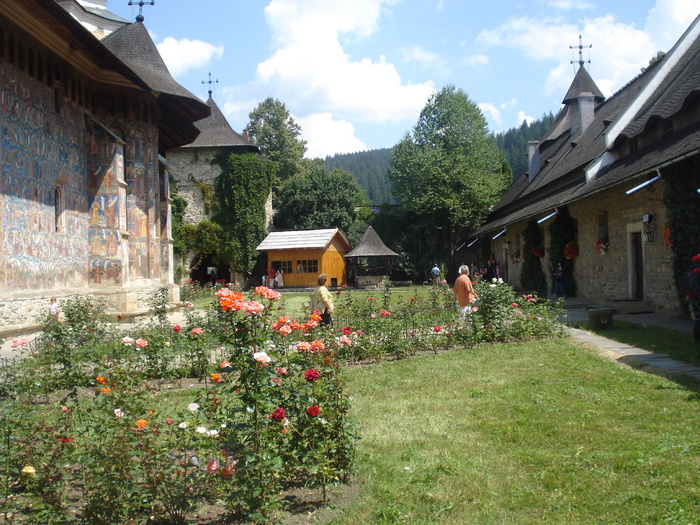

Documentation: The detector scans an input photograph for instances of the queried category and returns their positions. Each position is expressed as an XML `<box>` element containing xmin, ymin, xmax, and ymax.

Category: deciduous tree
<box><xmin>246</xmin><ymin>97</ymin><xmax>307</xmax><ymax>183</ymax></box>
<box><xmin>273</xmin><ymin>162</ymin><xmax>368</xmax><ymax>236</ymax></box>
<box><xmin>389</xmin><ymin>85</ymin><xmax>509</xmax><ymax>275</ymax></box>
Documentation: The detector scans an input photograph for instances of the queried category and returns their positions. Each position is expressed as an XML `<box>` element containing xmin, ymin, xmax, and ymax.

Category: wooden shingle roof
<box><xmin>475</xmin><ymin>14</ymin><xmax>700</xmax><ymax>238</ymax></box>
<box><xmin>101</xmin><ymin>22</ymin><xmax>210</xmax><ymax>149</ymax></box>
<box><xmin>256</xmin><ymin>229</ymin><xmax>351</xmax><ymax>251</ymax></box>
<box><xmin>344</xmin><ymin>226</ymin><xmax>398</xmax><ymax>258</ymax></box>
<box><xmin>184</xmin><ymin>96</ymin><xmax>260</xmax><ymax>150</ymax></box>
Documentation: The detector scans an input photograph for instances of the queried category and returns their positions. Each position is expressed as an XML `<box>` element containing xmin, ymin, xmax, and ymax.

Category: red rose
<box><xmin>433</xmin><ymin>326</ymin><xmax>441</xmax><ymax>333</ymax></box>
<box><xmin>307</xmin><ymin>405</ymin><xmax>320</xmax><ymax>417</ymax></box>
<box><xmin>304</xmin><ymin>369</ymin><xmax>320</xmax><ymax>382</ymax></box>
<box><xmin>271</xmin><ymin>408</ymin><xmax>286</xmax><ymax>421</ymax></box>
<box><xmin>221</xmin><ymin>464</ymin><xmax>234</xmax><ymax>479</ymax></box>
<box><xmin>692</xmin><ymin>254</ymin><xmax>700</xmax><ymax>263</ymax></box>
<box><xmin>173</xmin><ymin>325</ymin><xmax>181</xmax><ymax>333</ymax></box>
<box><xmin>206</xmin><ymin>459</ymin><xmax>220</xmax><ymax>475</ymax></box>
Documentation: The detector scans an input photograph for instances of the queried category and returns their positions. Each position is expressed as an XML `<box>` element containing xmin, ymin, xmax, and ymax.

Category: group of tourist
<box><xmin>262</xmin><ymin>267</ymin><xmax>284</xmax><ymax>288</ymax></box>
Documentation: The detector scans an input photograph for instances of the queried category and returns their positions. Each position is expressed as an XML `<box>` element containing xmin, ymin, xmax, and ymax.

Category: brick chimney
<box><xmin>242</xmin><ymin>129</ymin><xmax>249</xmax><ymax>141</ymax></box>
<box><xmin>527</xmin><ymin>140</ymin><xmax>540</xmax><ymax>182</ymax></box>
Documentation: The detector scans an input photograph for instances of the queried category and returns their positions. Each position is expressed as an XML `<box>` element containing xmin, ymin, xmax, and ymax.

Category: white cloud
<box><xmin>298</xmin><ymin>113</ymin><xmax>367</xmax><ymax>158</ymax></box>
<box><xmin>476</xmin><ymin>14</ymin><xmax>657</xmax><ymax>98</ymax></box>
<box><xmin>401</xmin><ymin>45</ymin><xmax>448</xmax><ymax>71</ymax></box>
<box><xmin>476</xmin><ymin>2</ymin><xmax>697</xmax><ymax>102</ymax></box>
<box><xmin>248</xmin><ymin>0</ymin><xmax>433</xmax><ymax>124</ymax></box>
<box><xmin>478</xmin><ymin>102</ymin><xmax>502</xmax><ymax>126</ymax></box>
<box><xmin>645</xmin><ymin>0</ymin><xmax>700</xmax><ymax>50</ymax></box>
<box><xmin>156</xmin><ymin>37</ymin><xmax>224</xmax><ymax>77</ymax></box>
<box><xmin>542</xmin><ymin>0</ymin><xmax>594</xmax><ymax>9</ymax></box>
<box><xmin>462</xmin><ymin>54</ymin><xmax>489</xmax><ymax>66</ymax></box>
<box><xmin>500</xmin><ymin>98</ymin><xmax>517</xmax><ymax>109</ymax></box>
<box><xmin>518</xmin><ymin>110</ymin><xmax>535</xmax><ymax>125</ymax></box>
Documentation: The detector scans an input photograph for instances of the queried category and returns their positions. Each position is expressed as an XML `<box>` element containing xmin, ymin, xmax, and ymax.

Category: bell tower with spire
<box><xmin>563</xmin><ymin>35</ymin><xmax>604</xmax><ymax>135</ymax></box>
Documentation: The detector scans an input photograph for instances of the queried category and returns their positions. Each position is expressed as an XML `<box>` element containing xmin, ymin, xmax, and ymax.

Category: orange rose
<box><xmin>210</xmin><ymin>373</ymin><xmax>222</xmax><ymax>383</ymax></box>
<box><xmin>136</xmin><ymin>419</ymin><xmax>148</xmax><ymax>430</ymax></box>
<box><xmin>96</xmin><ymin>376</ymin><xmax>106</xmax><ymax>384</ymax></box>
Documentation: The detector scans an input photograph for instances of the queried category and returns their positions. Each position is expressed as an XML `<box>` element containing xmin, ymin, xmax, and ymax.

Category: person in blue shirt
<box><xmin>431</xmin><ymin>264</ymin><xmax>440</xmax><ymax>283</ymax></box>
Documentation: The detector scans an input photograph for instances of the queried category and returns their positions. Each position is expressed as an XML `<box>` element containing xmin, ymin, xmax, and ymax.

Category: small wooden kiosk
<box><xmin>256</xmin><ymin>228</ymin><xmax>351</xmax><ymax>288</ymax></box>
<box><xmin>343</xmin><ymin>226</ymin><xmax>399</xmax><ymax>288</ymax></box>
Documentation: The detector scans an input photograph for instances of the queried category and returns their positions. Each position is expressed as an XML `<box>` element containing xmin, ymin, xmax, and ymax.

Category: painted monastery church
<box><xmin>0</xmin><ymin>0</ymin><xmax>211</xmax><ymax>332</ymax></box>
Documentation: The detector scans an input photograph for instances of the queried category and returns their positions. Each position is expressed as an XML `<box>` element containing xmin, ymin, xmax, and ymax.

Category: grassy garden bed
<box><xmin>0</xmin><ymin>281</ymin><xmax>567</xmax><ymax>523</ymax></box>
<box><xmin>337</xmin><ymin>337</ymin><xmax>700</xmax><ymax>524</ymax></box>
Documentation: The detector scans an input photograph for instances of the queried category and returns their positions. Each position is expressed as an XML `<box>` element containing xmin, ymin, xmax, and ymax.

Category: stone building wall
<box><xmin>168</xmin><ymin>148</ymin><xmax>274</xmax><ymax>228</ymax></box>
<box><xmin>569</xmin><ymin>182</ymin><xmax>676</xmax><ymax>312</ymax></box>
<box><xmin>167</xmin><ymin>148</ymin><xmax>222</xmax><ymax>224</ymax></box>
<box><xmin>484</xmin><ymin>180</ymin><xmax>678</xmax><ymax>313</ymax></box>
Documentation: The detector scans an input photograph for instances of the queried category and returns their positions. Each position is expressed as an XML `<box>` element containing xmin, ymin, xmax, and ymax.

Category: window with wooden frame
<box><xmin>296</xmin><ymin>259</ymin><xmax>318</xmax><ymax>274</ymax></box>
<box><xmin>272</xmin><ymin>260</ymin><xmax>292</xmax><ymax>274</ymax></box>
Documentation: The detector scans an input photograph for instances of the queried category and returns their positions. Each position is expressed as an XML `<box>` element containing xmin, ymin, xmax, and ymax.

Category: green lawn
<box><xmin>331</xmin><ymin>337</ymin><xmax>700</xmax><ymax>524</ymax></box>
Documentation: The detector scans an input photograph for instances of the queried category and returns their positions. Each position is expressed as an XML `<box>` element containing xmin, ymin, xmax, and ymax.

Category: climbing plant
<box><xmin>548</xmin><ymin>206</ymin><xmax>578</xmax><ymax>297</ymax></box>
<box><xmin>213</xmin><ymin>152</ymin><xmax>276</xmax><ymax>277</ymax></box>
<box><xmin>662</xmin><ymin>157</ymin><xmax>700</xmax><ymax>313</ymax></box>
<box><xmin>521</xmin><ymin>219</ymin><xmax>548</xmax><ymax>296</ymax></box>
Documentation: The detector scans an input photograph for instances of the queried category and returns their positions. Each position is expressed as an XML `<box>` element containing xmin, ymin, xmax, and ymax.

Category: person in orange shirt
<box><xmin>453</xmin><ymin>265</ymin><xmax>478</xmax><ymax>326</ymax></box>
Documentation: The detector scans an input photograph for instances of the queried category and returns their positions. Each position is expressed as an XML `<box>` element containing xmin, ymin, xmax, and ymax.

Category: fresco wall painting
<box><xmin>1</xmin><ymin>69</ymin><xmax>89</xmax><ymax>293</ymax></box>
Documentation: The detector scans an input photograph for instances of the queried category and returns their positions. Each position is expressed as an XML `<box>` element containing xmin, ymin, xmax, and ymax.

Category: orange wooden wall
<box><xmin>264</xmin><ymin>240</ymin><xmax>348</xmax><ymax>288</ymax></box>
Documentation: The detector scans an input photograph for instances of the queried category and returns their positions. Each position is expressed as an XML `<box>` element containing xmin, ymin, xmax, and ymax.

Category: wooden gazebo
<box><xmin>343</xmin><ymin>226</ymin><xmax>399</xmax><ymax>288</ymax></box>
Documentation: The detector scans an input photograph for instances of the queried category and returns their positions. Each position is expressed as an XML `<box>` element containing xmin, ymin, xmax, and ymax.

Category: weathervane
<box><xmin>202</xmin><ymin>72</ymin><xmax>218</xmax><ymax>98</ymax></box>
<box><xmin>128</xmin><ymin>0</ymin><xmax>155</xmax><ymax>23</ymax></box>
<box><xmin>570</xmin><ymin>34</ymin><xmax>592</xmax><ymax>69</ymax></box>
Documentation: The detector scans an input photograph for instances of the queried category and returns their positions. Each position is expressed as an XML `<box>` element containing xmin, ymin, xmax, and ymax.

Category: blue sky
<box><xmin>108</xmin><ymin>0</ymin><xmax>699</xmax><ymax>158</ymax></box>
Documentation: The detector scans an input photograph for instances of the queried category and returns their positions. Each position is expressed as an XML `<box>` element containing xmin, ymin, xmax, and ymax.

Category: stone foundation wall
<box><xmin>0</xmin><ymin>285</ymin><xmax>179</xmax><ymax>337</ymax></box>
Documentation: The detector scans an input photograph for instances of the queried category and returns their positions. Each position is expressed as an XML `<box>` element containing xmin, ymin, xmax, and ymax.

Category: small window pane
<box><xmin>296</xmin><ymin>260</ymin><xmax>318</xmax><ymax>274</ymax></box>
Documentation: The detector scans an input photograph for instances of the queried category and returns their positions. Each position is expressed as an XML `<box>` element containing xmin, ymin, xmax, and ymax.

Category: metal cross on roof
<box><xmin>202</xmin><ymin>72</ymin><xmax>218</xmax><ymax>98</ymax></box>
<box><xmin>128</xmin><ymin>0</ymin><xmax>155</xmax><ymax>23</ymax></box>
<box><xmin>570</xmin><ymin>34</ymin><xmax>592</xmax><ymax>68</ymax></box>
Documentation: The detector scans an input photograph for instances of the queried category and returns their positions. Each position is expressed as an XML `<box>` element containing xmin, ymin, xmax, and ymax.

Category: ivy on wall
<box><xmin>521</xmin><ymin>219</ymin><xmax>548</xmax><ymax>296</ymax></box>
<box><xmin>548</xmin><ymin>206</ymin><xmax>577</xmax><ymax>297</ymax></box>
<box><xmin>171</xmin><ymin>153</ymin><xmax>276</xmax><ymax>280</ymax></box>
<box><xmin>213</xmin><ymin>152</ymin><xmax>277</xmax><ymax>277</ymax></box>
<box><xmin>662</xmin><ymin>156</ymin><xmax>700</xmax><ymax>313</ymax></box>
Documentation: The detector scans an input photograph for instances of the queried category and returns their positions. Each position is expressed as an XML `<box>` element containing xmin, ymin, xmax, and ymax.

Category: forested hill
<box><xmin>494</xmin><ymin>111</ymin><xmax>559</xmax><ymax>179</ymax></box>
<box><xmin>324</xmin><ymin>148</ymin><xmax>393</xmax><ymax>205</ymax></box>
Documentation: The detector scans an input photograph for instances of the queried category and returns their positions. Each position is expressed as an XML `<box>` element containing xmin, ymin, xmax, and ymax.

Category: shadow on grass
<box><xmin>568</xmin><ymin>319</ymin><xmax>700</xmax><ymax>366</ymax></box>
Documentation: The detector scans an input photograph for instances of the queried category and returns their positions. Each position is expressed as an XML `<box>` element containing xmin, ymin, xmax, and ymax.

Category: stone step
<box><xmin>601</xmin><ymin>299</ymin><xmax>655</xmax><ymax>315</ymax></box>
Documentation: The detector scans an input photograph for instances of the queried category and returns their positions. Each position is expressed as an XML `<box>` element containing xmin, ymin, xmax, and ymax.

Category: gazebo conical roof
<box><xmin>344</xmin><ymin>226</ymin><xmax>398</xmax><ymax>258</ymax></box>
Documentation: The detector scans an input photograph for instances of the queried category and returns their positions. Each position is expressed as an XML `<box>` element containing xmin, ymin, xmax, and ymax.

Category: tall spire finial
<box><xmin>202</xmin><ymin>73</ymin><xmax>218</xmax><ymax>98</ymax></box>
<box><xmin>570</xmin><ymin>34</ymin><xmax>592</xmax><ymax>69</ymax></box>
<box><xmin>128</xmin><ymin>0</ymin><xmax>155</xmax><ymax>23</ymax></box>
